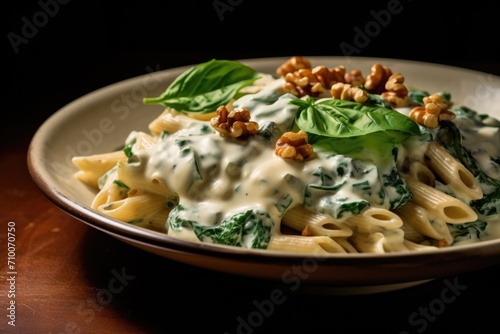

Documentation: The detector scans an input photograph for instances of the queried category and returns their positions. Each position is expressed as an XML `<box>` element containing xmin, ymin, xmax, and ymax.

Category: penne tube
<box><xmin>282</xmin><ymin>205</ymin><xmax>353</xmax><ymax>237</ymax></box>
<box><xmin>394</xmin><ymin>201</ymin><xmax>453</xmax><ymax>245</ymax></box>
<box><xmin>91</xmin><ymin>169</ymin><xmax>123</xmax><ymax>209</ymax></box>
<box><xmin>331</xmin><ymin>237</ymin><xmax>359</xmax><ymax>253</ymax></box>
<box><xmin>116</xmin><ymin>161</ymin><xmax>177</xmax><ymax>198</ymax></box>
<box><xmin>267</xmin><ymin>235</ymin><xmax>349</xmax><ymax>254</ymax></box>
<box><xmin>72</xmin><ymin>150</ymin><xmax>126</xmax><ymax>173</ymax></box>
<box><xmin>72</xmin><ymin>150</ymin><xmax>127</xmax><ymax>188</ymax></box>
<box><xmin>187</xmin><ymin>110</ymin><xmax>218</xmax><ymax>121</ymax></box>
<box><xmin>96</xmin><ymin>192</ymin><xmax>167</xmax><ymax>222</ymax></box>
<box><xmin>402</xmin><ymin>175</ymin><xmax>478</xmax><ymax>224</ymax></box>
<box><xmin>350</xmin><ymin>229</ymin><xmax>408</xmax><ymax>253</ymax></box>
<box><xmin>425</xmin><ymin>141</ymin><xmax>483</xmax><ymax>200</ymax></box>
<box><xmin>408</xmin><ymin>161</ymin><xmax>435</xmax><ymax>187</ymax></box>
<box><xmin>134</xmin><ymin>131</ymin><xmax>158</xmax><ymax>151</ymax></box>
<box><xmin>349</xmin><ymin>231</ymin><xmax>386</xmax><ymax>254</ymax></box>
<box><xmin>346</xmin><ymin>207</ymin><xmax>403</xmax><ymax>232</ymax></box>
<box><xmin>399</xmin><ymin>221</ymin><xmax>427</xmax><ymax>244</ymax></box>
<box><xmin>137</xmin><ymin>206</ymin><xmax>171</xmax><ymax>232</ymax></box>
<box><xmin>148</xmin><ymin>108</ymin><xmax>199</xmax><ymax>135</ymax></box>
<box><xmin>74</xmin><ymin>170</ymin><xmax>106</xmax><ymax>190</ymax></box>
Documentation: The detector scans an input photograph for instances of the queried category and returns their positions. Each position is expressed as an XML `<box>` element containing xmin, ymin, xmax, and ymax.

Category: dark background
<box><xmin>5</xmin><ymin>0</ymin><xmax>500</xmax><ymax>145</ymax></box>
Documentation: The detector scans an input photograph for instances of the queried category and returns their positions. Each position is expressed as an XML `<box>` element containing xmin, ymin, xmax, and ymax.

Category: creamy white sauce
<box><xmin>126</xmin><ymin>78</ymin><xmax>500</xmax><ymax>250</ymax></box>
<box><xmin>453</xmin><ymin>116</ymin><xmax>500</xmax><ymax>180</ymax></box>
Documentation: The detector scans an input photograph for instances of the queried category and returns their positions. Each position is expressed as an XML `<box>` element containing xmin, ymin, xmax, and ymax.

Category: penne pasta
<box><xmin>425</xmin><ymin>141</ymin><xmax>483</xmax><ymax>200</ymax></box>
<box><xmin>346</xmin><ymin>207</ymin><xmax>403</xmax><ymax>232</ymax></box>
<box><xmin>350</xmin><ymin>229</ymin><xmax>409</xmax><ymax>253</ymax></box>
<box><xmin>349</xmin><ymin>231</ymin><xmax>386</xmax><ymax>254</ymax></box>
<box><xmin>268</xmin><ymin>234</ymin><xmax>350</xmax><ymax>254</ymax></box>
<box><xmin>72</xmin><ymin>150</ymin><xmax>127</xmax><ymax>188</ymax></box>
<box><xmin>394</xmin><ymin>201</ymin><xmax>453</xmax><ymax>245</ymax></box>
<box><xmin>134</xmin><ymin>131</ymin><xmax>158</xmax><ymax>151</ymax></box>
<box><xmin>116</xmin><ymin>161</ymin><xmax>177</xmax><ymax>198</ymax></box>
<box><xmin>95</xmin><ymin>191</ymin><xmax>167</xmax><ymax>223</ymax></box>
<box><xmin>148</xmin><ymin>108</ymin><xmax>199</xmax><ymax>135</ymax></box>
<box><xmin>282</xmin><ymin>205</ymin><xmax>353</xmax><ymax>237</ymax></box>
<box><xmin>408</xmin><ymin>161</ymin><xmax>435</xmax><ymax>187</ymax></box>
<box><xmin>402</xmin><ymin>174</ymin><xmax>478</xmax><ymax>224</ymax></box>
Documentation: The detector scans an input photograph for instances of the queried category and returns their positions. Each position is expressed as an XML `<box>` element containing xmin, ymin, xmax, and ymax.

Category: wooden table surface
<box><xmin>3</xmin><ymin>62</ymin><xmax>500</xmax><ymax>334</ymax></box>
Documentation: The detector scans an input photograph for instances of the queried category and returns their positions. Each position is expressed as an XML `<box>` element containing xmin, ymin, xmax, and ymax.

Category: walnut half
<box><xmin>331</xmin><ymin>82</ymin><xmax>368</xmax><ymax>103</ymax></box>
<box><xmin>210</xmin><ymin>106</ymin><xmax>259</xmax><ymax>138</ymax></box>
<box><xmin>276</xmin><ymin>56</ymin><xmax>312</xmax><ymax>77</ymax></box>
<box><xmin>408</xmin><ymin>93</ymin><xmax>455</xmax><ymax>128</ymax></box>
<box><xmin>275</xmin><ymin>131</ymin><xmax>314</xmax><ymax>161</ymax></box>
<box><xmin>381</xmin><ymin>72</ymin><xmax>409</xmax><ymax>108</ymax></box>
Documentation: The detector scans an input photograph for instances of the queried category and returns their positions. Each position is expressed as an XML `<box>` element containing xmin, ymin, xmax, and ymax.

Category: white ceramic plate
<box><xmin>28</xmin><ymin>56</ymin><xmax>500</xmax><ymax>294</ymax></box>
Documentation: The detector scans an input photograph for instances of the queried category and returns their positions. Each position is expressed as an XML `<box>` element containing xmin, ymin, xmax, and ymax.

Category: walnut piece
<box><xmin>210</xmin><ymin>106</ymin><xmax>259</xmax><ymax>138</ymax></box>
<box><xmin>344</xmin><ymin>69</ymin><xmax>365</xmax><ymax>86</ymax></box>
<box><xmin>364</xmin><ymin>63</ymin><xmax>392</xmax><ymax>94</ymax></box>
<box><xmin>314</xmin><ymin>65</ymin><xmax>347</xmax><ymax>86</ymax></box>
<box><xmin>408</xmin><ymin>93</ymin><xmax>456</xmax><ymax>128</ymax></box>
<box><xmin>276</xmin><ymin>56</ymin><xmax>312</xmax><ymax>77</ymax></box>
<box><xmin>275</xmin><ymin>131</ymin><xmax>314</xmax><ymax>161</ymax></box>
<box><xmin>283</xmin><ymin>69</ymin><xmax>326</xmax><ymax>97</ymax></box>
<box><xmin>282</xmin><ymin>64</ymin><xmax>348</xmax><ymax>98</ymax></box>
<box><xmin>331</xmin><ymin>82</ymin><xmax>368</xmax><ymax>103</ymax></box>
<box><xmin>381</xmin><ymin>72</ymin><xmax>409</xmax><ymax>108</ymax></box>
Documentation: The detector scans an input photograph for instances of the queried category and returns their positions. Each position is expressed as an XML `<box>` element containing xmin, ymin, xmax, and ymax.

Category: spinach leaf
<box><xmin>143</xmin><ymin>59</ymin><xmax>261</xmax><ymax>114</ymax></box>
<box><xmin>168</xmin><ymin>205</ymin><xmax>273</xmax><ymax>249</ymax></box>
<box><xmin>434</xmin><ymin>120</ymin><xmax>500</xmax><ymax>217</ymax></box>
<box><xmin>449</xmin><ymin>220</ymin><xmax>488</xmax><ymax>243</ymax></box>
<box><xmin>408</xmin><ymin>89</ymin><xmax>430</xmax><ymax>105</ymax></box>
<box><xmin>292</xmin><ymin>97</ymin><xmax>421</xmax><ymax>138</ymax></box>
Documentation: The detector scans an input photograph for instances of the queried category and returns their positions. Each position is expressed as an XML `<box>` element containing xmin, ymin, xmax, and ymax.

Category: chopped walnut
<box><xmin>423</xmin><ymin>94</ymin><xmax>454</xmax><ymax>110</ymax></box>
<box><xmin>381</xmin><ymin>72</ymin><xmax>409</xmax><ymax>108</ymax></box>
<box><xmin>344</xmin><ymin>69</ymin><xmax>365</xmax><ymax>86</ymax></box>
<box><xmin>311</xmin><ymin>66</ymin><xmax>333</xmax><ymax>88</ymax></box>
<box><xmin>314</xmin><ymin>65</ymin><xmax>347</xmax><ymax>86</ymax></box>
<box><xmin>275</xmin><ymin>131</ymin><xmax>314</xmax><ymax>161</ymax></box>
<box><xmin>409</xmin><ymin>107</ymin><xmax>438</xmax><ymax>128</ymax></box>
<box><xmin>331</xmin><ymin>82</ymin><xmax>368</xmax><ymax>103</ymax></box>
<box><xmin>283</xmin><ymin>64</ymin><xmax>349</xmax><ymax>98</ymax></box>
<box><xmin>276</xmin><ymin>56</ymin><xmax>312</xmax><ymax>77</ymax></box>
<box><xmin>210</xmin><ymin>106</ymin><xmax>259</xmax><ymax>138</ymax></box>
<box><xmin>284</xmin><ymin>69</ymin><xmax>326</xmax><ymax>97</ymax></box>
<box><xmin>364</xmin><ymin>63</ymin><xmax>392</xmax><ymax>94</ymax></box>
<box><xmin>408</xmin><ymin>93</ymin><xmax>456</xmax><ymax>128</ymax></box>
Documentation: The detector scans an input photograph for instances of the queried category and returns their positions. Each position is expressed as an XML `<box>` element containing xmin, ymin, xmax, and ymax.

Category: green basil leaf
<box><xmin>143</xmin><ymin>59</ymin><xmax>260</xmax><ymax>114</ymax></box>
<box><xmin>311</xmin><ymin>131</ymin><xmax>411</xmax><ymax>156</ymax></box>
<box><xmin>292</xmin><ymin>97</ymin><xmax>421</xmax><ymax>138</ymax></box>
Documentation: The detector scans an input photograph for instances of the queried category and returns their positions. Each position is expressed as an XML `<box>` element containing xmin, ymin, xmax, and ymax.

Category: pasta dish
<box><xmin>72</xmin><ymin>56</ymin><xmax>500</xmax><ymax>254</ymax></box>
